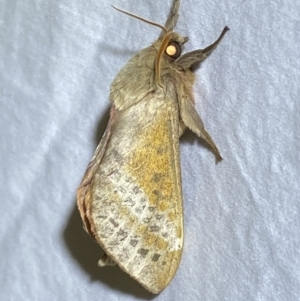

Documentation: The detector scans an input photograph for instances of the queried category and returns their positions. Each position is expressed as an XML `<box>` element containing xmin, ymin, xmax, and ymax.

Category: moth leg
<box><xmin>178</xmin><ymin>119</ymin><xmax>187</xmax><ymax>136</ymax></box>
<box><xmin>201</xmin><ymin>26</ymin><xmax>229</xmax><ymax>58</ymax></box>
<box><xmin>179</xmin><ymin>87</ymin><xmax>222</xmax><ymax>163</ymax></box>
<box><xmin>98</xmin><ymin>253</ymin><xmax>116</xmax><ymax>267</ymax></box>
<box><xmin>197</xmin><ymin>125</ymin><xmax>223</xmax><ymax>163</ymax></box>
<box><xmin>176</xmin><ymin>26</ymin><xmax>229</xmax><ymax>69</ymax></box>
<box><xmin>160</xmin><ymin>0</ymin><xmax>180</xmax><ymax>36</ymax></box>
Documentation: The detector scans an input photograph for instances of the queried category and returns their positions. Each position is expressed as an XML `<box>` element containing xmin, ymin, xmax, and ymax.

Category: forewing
<box><xmin>85</xmin><ymin>92</ymin><xmax>183</xmax><ymax>293</ymax></box>
<box><xmin>77</xmin><ymin>111</ymin><xmax>115</xmax><ymax>236</ymax></box>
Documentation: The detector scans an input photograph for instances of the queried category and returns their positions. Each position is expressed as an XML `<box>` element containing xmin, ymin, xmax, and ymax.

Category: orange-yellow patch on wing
<box><xmin>167</xmin><ymin>209</ymin><xmax>177</xmax><ymax>222</ymax></box>
<box><xmin>126</xmin><ymin>109</ymin><xmax>177</xmax><ymax>212</ymax></box>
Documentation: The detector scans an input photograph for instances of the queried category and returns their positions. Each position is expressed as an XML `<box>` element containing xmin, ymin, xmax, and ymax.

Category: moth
<box><xmin>77</xmin><ymin>0</ymin><xmax>228</xmax><ymax>294</ymax></box>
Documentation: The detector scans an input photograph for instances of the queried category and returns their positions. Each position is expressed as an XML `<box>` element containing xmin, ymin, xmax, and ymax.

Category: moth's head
<box><xmin>157</xmin><ymin>32</ymin><xmax>188</xmax><ymax>61</ymax></box>
<box><xmin>112</xmin><ymin>4</ymin><xmax>189</xmax><ymax>85</ymax></box>
<box><xmin>112</xmin><ymin>4</ymin><xmax>228</xmax><ymax>87</ymax></box>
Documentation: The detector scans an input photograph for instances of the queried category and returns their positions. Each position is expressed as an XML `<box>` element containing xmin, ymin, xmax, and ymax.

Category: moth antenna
<box><xmin>160</xmin><ymin>0</ymin><xmax>180</xmax><ymax>37</ymax></box>
<box><xmin>155</xmin><ymin>33</ymin><xmax>172</xmax><ymax>86</ymax></box>
<box><xmin>112</xmin><ymin>5</ymin><xmax>167</xmax><ymax>33</ymax></box>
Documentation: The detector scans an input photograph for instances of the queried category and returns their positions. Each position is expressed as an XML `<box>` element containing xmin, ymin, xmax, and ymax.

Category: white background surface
<box><xmin>1</xmin><ymin>0</ymin><xmax>300</xmax><ymax>300</ymax></box>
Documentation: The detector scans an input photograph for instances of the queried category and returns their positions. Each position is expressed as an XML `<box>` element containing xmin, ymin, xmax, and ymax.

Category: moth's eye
<box><xmin>165</xmin><ymin>42</ymin><xmax>181</xmax><ymax>59</ymax></box>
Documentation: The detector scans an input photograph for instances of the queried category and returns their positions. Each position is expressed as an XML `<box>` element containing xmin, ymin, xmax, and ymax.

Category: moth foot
<box><xmin>98</xmin><ymin>253</ymin><xmax>116</xmax><ymax>267</ymax></box>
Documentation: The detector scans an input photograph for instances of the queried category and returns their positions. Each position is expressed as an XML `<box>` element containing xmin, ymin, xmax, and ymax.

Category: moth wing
<box><xmin>77</xmin><ymin>111</ymin><xmax>116</xmax><ymax>235</ymax></box>
<box><xmin>81</xmin><ymin>92</ymin><xmax>183</xmax><ymax>294</ymax></box>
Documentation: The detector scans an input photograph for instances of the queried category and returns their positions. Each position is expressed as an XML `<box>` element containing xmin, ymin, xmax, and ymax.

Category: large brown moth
<box><xmin>77</xmin><ymin>0</ymin><xmax>228</xmax><ymax>294</ymax></box>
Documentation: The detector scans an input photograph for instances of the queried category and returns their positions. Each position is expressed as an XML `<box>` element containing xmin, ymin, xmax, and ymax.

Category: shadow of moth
<box><xmin>77</xmin><ymin>0</ymin><xmax>228</xmax><ymax>294</ymax></box>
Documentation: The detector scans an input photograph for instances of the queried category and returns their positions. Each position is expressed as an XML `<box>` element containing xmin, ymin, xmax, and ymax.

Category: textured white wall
<box><xmin>1</xmin><ymin>0</ymin><xmax>299</xmax><ymax>300</ymax></box>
